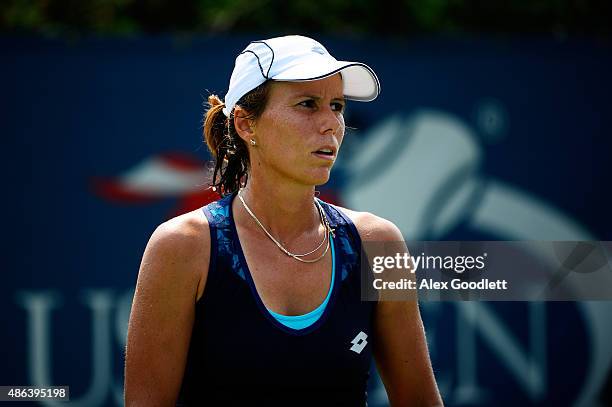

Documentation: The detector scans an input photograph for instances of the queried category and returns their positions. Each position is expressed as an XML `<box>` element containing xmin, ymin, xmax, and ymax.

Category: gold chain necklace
<box><xmin>237</xmin><ymin>189</ymin><xmax>334</xmax><ymax>263</ymax></box>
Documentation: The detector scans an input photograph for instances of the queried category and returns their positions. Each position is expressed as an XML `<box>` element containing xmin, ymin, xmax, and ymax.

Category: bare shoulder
<box><xmin>125</xmin><ymin>207</ymin><xmax>210</xmax><ymax>406</ymax></box>
<box><xmin>141</xmin><ymin>207</ymin><xmax>211</xmax><ymax>303</ymax></box>
<box><xmin>331</xmin><ymin>204</ymin><xmax>404</xmax><ymax>242</ymax></box>
<box><xmin>153</xmin><ymin>207</ymin><xmax>210</xmax><ymax>249</ymax></box>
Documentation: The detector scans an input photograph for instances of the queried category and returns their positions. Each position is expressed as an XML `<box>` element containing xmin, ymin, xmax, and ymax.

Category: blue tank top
<box><xmin>177</xmin><ymin>192</ymin><xmax>375</xmax><ymax>406</ymax></box>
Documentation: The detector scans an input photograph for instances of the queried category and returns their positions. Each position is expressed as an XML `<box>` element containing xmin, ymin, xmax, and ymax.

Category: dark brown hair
<box><xmin>203</xmin><ymin>82</ymin><xmax>271</xmax><ymax>196</ymax></box>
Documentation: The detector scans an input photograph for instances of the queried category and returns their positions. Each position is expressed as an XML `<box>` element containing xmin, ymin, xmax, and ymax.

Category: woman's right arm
<box><xmin>124</xmin><ymin>211</ymin><xmax>210</xmax><ymax>407</ymax></box>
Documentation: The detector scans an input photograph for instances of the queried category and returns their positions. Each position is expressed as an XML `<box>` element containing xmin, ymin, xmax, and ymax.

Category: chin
<box><xmin>297</xmin><ymin>170</ymin><xmax>331</xmax><ymax>187</ymax></box>
<box><xmin>311</xmin><ymin>173</ymin><xmax>332</xmax><ymax>186</ymax></box>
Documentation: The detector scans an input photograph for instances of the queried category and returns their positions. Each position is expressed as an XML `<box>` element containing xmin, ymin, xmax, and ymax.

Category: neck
<box><xmin>235</xmin><ymin>174</ymin><xmax>321</xmax><ymax>244</ymax></box>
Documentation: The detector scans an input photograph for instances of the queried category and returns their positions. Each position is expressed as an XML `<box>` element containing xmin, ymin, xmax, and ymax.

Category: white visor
<box><xmin>222</xmin><ymin>35</ymin><xmax>380</xmax><ymax>117</ymax></box>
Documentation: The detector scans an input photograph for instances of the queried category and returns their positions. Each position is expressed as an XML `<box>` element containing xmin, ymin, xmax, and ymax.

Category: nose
<box><xmin>318</xmin><ymin>106</ymin><xmax>344</xmax><ymax>137</ymax></box>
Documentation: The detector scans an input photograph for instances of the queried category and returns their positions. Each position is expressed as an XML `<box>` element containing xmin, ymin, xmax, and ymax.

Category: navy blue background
<box><xmin>2</xmin><ymin>35</ymin><xmax>611</xmax><ymax>406</ymax></box>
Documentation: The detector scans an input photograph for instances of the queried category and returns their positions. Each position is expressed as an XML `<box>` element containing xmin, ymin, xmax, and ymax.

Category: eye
<box><xmin>297</xmin><ymin>99</ymin><xmax>316</xmax><ymax>108</ymax></box>
<box><xmin>331</xmin><ymin>102</ymin><xmax>345</xmax><ymax>113</ymax></box>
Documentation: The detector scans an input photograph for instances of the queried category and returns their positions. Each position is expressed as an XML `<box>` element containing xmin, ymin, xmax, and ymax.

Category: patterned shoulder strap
<box><xmin>203</xmin><ymin>194</ymin><xmax>232</xmax><ymax>229</ymax></box>
<box><xmin>202</xmin><ymin>193</ymin><xmax>246</xmax><ymax>280</ymax></box>
<box><xmin>317</xmin><ymin>200</ymin><xmax>362</xmax><ymax>282</ymax></box>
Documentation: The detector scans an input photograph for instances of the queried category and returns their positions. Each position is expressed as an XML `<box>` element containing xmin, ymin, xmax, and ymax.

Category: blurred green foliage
<box><xmin>1</xmin><ymin>0</ymin><xmax>610</xmax><ymax>38</ymax></box>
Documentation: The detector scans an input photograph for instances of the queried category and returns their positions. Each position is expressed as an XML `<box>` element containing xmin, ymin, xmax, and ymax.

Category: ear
<box><xmin>233</xmin><ymin>106</ymin><xmax>255</xmax><ymax>143</ymax></box>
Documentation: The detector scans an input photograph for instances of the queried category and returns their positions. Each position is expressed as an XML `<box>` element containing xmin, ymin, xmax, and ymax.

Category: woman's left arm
<box><xmin>355</xmin><ymin>212</ymin><xmax>444</xmax><ymax>406</ymax></box>
<box><xmin>374</xmin><ymin>298</ymin><xmax>443</xmax><ymax>406</ymax></box>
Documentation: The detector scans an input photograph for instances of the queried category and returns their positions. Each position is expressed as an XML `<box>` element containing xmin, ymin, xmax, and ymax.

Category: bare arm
<box><xmin>347</xmin><ymin>209</ymin><xmax>443</xmax><ymax>406</ymax></box>
<box><xmin>124</xmin><ymin>212</ymin><xmax>210</xmax><ymax>407</ymax></box>
<box><xmin>374</xmin><ymin>298</ymin><xmax>443</xmax><ymax>406</ymax></box>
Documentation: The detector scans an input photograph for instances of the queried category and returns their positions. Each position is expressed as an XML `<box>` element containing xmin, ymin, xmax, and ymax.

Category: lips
<box><xmin>312</xmin><ymin>146</ymin><xmax>337</xmax><ymax>161</ymax></box>
<box><xmin>314</xmin><ymin>148</ymin><xmax>334</xmax><ymax>156</ymax></box>
<box><xmin>312</xmin><ymin>145</ymin><xmax>337</xmax><ymax>157</ymax></box>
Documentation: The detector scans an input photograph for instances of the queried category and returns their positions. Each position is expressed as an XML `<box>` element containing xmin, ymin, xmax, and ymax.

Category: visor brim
<box><xmin>271</xmin><ymin>60</ymin><xmax>380</xmax><ymax>102</ymax></box>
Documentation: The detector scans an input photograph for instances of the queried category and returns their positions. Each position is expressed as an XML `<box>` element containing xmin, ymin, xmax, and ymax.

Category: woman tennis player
<box><xmin>124</xmin><ymin>35</ymin><xmax>443</xmax><ymax>406</ymax></box>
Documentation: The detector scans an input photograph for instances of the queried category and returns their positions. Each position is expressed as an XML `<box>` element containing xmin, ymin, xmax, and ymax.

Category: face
<box><xmin>239</xmin><ymin>74</ymin><xmax>346</xmax><ymax>187</ymax></box>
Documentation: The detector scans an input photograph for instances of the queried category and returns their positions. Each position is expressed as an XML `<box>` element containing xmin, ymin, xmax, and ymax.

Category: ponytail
<box><xmin>203</xmin><ymin>82</ymin><xmax>270</xmax><ymax>196</ymax></box>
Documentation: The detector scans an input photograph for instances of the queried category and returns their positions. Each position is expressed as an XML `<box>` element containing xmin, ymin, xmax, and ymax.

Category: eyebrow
<box><xmin>296</xmin><ymin>94</ymin><xmax>346</xmax><ymax>102</ymax></box>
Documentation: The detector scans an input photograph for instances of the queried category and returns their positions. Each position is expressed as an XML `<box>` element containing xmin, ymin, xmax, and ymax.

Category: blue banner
<box><xmin>2</xmin><ymin>35</ymin><xmax>612</xmax><ymax>406</ymax></box>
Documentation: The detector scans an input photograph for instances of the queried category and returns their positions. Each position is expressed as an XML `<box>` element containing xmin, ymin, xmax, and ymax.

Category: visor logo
<box><xmin>311</xmin><ymin>45</ymin><xmax>327</xmax><ymax>55</ymax></box>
